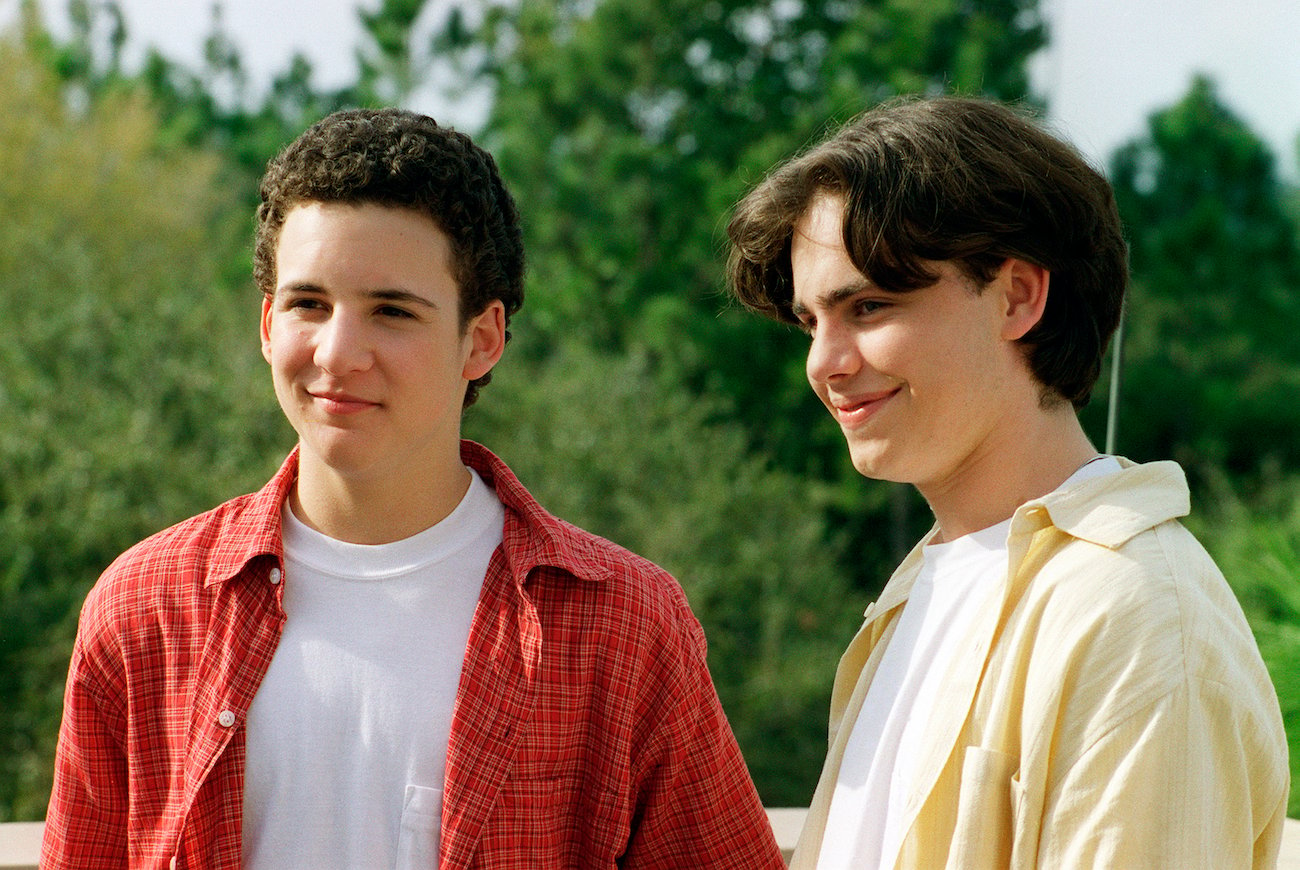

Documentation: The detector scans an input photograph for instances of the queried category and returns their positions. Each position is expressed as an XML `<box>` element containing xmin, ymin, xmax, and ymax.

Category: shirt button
<box><xmin>269</xmin><ymin>567</ymin><xmax>282</xmax><ymax>585</ymax></box>
<box><xmin>218</xmin><ymin>710</ymin><xmax>236</xmax><ymax>728</ymax></box>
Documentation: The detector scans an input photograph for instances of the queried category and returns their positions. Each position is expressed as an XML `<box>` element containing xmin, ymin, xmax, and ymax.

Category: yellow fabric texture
<box><xmin>793</xmin><ymin>459</ymin><xmax>1290</xmax><ymax>869</ymax></box>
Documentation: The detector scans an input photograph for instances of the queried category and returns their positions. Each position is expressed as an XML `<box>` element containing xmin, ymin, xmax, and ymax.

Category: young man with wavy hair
<box><xmin>43</xmin><ymin>108</ymin><xmax>783</xmax><ymax>869</ymax></box>
<box><xmin>727</xmin><ymin>96</ymin><xmax>1288</xmax><ymax>868</ymax></box>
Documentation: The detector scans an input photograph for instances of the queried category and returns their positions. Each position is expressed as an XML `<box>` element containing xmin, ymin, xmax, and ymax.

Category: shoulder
<box><xmin>103</xmin><ymin>491</ymin><xmax>261</xmax><ymax>573</ymax></box>
<box><xmin>78</xmin><ymin>487</ymin><xmax>278</xmax><ymax>652</ymax></box>
<box><xmin>83</xmin><ymin>453</ymin><xmax>292</xmax><ymax>620</ymax></box>
<box><xmin>1003</xmin><ymin>465</ymin><xmax>1285</xmax><ymax>788</ymax></box>
<box><xmin>528</xmin><ymin>515</ymin><xmax>703</xmax><ymax>649</ymax></box>
<box><xmin>470</xmin><ymin>440</ymin><xmax>701</xmax><ymax>641</ymax></box>
<box><xmin>1026</xmin><ymin>513</ymin><xmax>1245</xmax><ymax>656</ymax></box>
<box><xmin>1014</xmin><ymin>514</ymin><xmax>1275</xmax><ymax>742</ymax></box>
<box><xmin>93</xmin><ymin>489</ymin><xmax>263</xmax><ymax>584</ymax></box>
<box><xmin>1020</xmin><ymin>461</ymin><xmax>1246</xmax><ymax>666</ymax></box>
<box><xmin>538</xmin><ymin>510</ymin><xmax>679</xmax><ymax>587</ymax></box>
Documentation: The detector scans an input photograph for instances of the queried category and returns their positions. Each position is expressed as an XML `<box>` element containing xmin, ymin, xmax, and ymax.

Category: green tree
<box><xmin>1185</xmin><ymin>475</ymin><xmax>1300</xmax><ymax>817</ymax></box>
<box><xmin>354</xmin><ymin>0</ymin><xmax>440</xmax><ymax>106</ymax></box>
<box><xmin>134</xmin><ymin>21</ymin><xmax>351</xmax><ymax>186</ymax></box>
<box><xmin>25</xmin><ymin>0</ymin><xmax>355</xmax><ymax>187</ymax></box>
<box><xmin>0</xmin><ymin>29</ymin><xmax>287</xmax><ymax>820</ymax></box>
<box><xmin>1107</xmin><ymin>76</ymin><xmax>1300</xmax><ymax>481</ymax></box>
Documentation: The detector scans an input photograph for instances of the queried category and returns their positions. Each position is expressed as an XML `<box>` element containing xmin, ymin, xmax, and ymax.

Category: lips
<box><xmin>309</xmin><ymin>390</ymin><xmax>379</xmax><ymax>415</ymax></box>
<box><xmin>830</xmin><ymin>387</ymin><xmax>899</xmax><ymax>428</ymax></box>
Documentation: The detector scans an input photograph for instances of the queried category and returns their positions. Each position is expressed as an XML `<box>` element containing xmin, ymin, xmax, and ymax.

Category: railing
<box><xmin>0</xmin><ymin>822</ymin><xmax>41</xmax><ymax>870</ymax></box>
<box><xmin>766</xmin><ymin>807</ymin><xmax>805</xmax><ymax>862</ymax></box>
<box><xmin>4</xmin><ymin>812</ymin><xmax>1300</xmax><ymax>868</ymax></box>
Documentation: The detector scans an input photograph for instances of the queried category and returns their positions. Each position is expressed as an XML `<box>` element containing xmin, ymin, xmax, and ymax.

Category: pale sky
<box><xmin>6</xmin><ymin>0</ymin><xmax>1299</xmax><ymax>178</ymax></box>
<box><xmin>1032</xmin><ymin>0</ymin><xmax>1300</xmax><ymax>178</ymax></box>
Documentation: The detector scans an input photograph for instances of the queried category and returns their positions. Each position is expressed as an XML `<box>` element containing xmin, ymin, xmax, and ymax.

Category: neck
<box><xmin>921</xmin><ymin>404</ymin><xmax>1097</xmax><ymax>544</ymax></box>
<box><xmin>291</xmin><ymin>450</ymin><xmax>472</xmax><ymax>544</ymax></box>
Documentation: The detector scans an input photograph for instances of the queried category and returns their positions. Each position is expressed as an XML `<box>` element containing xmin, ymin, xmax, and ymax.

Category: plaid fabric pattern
<box><xmin>43</xmin><ymin>441</ymin><xmax>783</xmax><ymax>869</ymax></box>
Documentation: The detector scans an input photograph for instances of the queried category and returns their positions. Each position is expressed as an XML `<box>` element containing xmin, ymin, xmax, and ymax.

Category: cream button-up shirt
<box><xmin>793</xmin><ymin>459</ymin><xmax>1289</xmax><ymax>868</ymax></box>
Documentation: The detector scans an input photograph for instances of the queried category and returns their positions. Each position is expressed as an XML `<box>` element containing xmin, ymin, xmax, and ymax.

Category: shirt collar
<box><xmin>461</xmin><ymin>439</ymin><xmax>614</xmax><ymax>586</ymax></box>
<box><xmin>1019</xmin><ymin>457</ymin><xmax>1189</xmax><ymax>548</ymax></box>
<box><xmin>206</xmin><ymin>449</ymin><xmax>298</xmax><ymax>587</ymax></box>
<box><xmin>207</xmin><ymin>440</ymin><xmax>637</xmax><ymax>588</ymax></box>
<box><xmin>867</xmin><ymin>458</ymin><xmax>1190</xmax><ymax>619</ymax></box>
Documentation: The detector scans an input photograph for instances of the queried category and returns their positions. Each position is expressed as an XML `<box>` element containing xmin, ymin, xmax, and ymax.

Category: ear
<box><xmin>997</xmin><ymin>258</ymin><xmax>1050</xmax><ymax>341</ymax></box>
<box><xmin>260</xmin><ymin>295</ymin><xmax>275</xmax><ymax>363</ymax></box>
<box><xmin>462</xmin><ymin>300</ymin><xmax>507</xmax><ymax>381</ymax></box>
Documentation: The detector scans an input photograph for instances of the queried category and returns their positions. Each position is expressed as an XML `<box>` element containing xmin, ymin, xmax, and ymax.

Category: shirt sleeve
<box><xmin>41</xmin><ymin>634</ymin><xmax>131</xmax><ymax>869</ymax></box>
<box><xmin>1036</xmin><ymin>676</ymin><xmax>1289</xmax><ymax>868</ymax></box>
<box><xmin>619</xmin><ymin>612</ymin><xmax>786</xmax><ymax>869</ymax></box>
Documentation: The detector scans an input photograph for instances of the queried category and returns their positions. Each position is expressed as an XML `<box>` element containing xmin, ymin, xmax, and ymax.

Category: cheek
<box><xmin>860</xmin><ymin>326</ymin><xmax>911</xmax><ymax>375</ymax></box>
<box><xmin>266</xmin><ymin>326</ymin><xmax>316</xmax><ymax>375</ymax></box>
<box><xmin>264</xmin><ymin>331</ymin><xmax>290</xmax><ymax>369</ymax></box>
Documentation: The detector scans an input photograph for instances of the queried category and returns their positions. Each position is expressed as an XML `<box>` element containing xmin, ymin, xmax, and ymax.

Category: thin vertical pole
<box><xmin>1105</xmin><ymin>304</ymin><xmax>1125</xmax><ymax>455</ymax></box>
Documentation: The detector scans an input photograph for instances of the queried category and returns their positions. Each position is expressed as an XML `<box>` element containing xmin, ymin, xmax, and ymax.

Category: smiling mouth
<box><xmin>311</xmin><ymin>392</ymin><xmax>378</xmax><ymax>415</ymax></box>
<box><xmin>831</xmin><ymin>388</ymin><xmax>899</xmax><ymax>428</ymax></box>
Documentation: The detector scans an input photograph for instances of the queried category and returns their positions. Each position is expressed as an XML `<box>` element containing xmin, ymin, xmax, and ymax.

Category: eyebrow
<box><xmin>278</xmin><ymin>283</ymin><xmax>440</xmax><ymax>310</ymax></box>
<box><xmin>369</xmin><ymin>288</ymin><xmax>440</xmax><ymax>309</ymax></box>
<box><xmin>790</xmin><ymin>279</ymin><xmax>874</xmax><ymax>319</ymax></box>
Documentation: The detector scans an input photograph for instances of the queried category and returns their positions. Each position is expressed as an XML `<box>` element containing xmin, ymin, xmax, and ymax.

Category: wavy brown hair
<box><xmin>727</xmin><ymin>96</ymin><xmax>1127</xmax><ymax>409</ymax></box>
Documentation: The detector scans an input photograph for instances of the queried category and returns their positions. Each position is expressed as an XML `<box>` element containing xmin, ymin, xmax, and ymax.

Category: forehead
<box><xmin>792</xmin><ymin>194</ymin><xmax>848</xmax><ymax>258</ymax></box>
<box><xmin>789</xmin><ymin>194</ymin><xmax>979</xmax><ymax>315</ymax></box>
<box><xmin>276</xmin><ymin>202</ymin><xmax>450</xmax><ymax>263</ymax></box>
<box><xmin>273</xmin><ymin>201</ymin><xmax>459</xmax><ymax>303</ymax></box>
<box><xmin>790</xmin><ymin>194</ymin><xmax>863</xmax><ymax>309</ymax></box>
<box><xmin>280</xmin><ymin>199</ymin><xmax>444</xmax><ymax>238</ymax></box>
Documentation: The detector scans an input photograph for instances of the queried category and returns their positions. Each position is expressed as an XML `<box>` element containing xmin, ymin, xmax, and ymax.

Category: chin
<box><xmin>848</xmin><ymin>450</ymin><xmax>890</xmax><ymax>482</ymax></box>
<box><xmin>848</xmin><ymin>443</ymin><xmax>918</xmax><ymax>485</ymax></box>
<box><xmin>302</xmin><ymin>436</ymin><xmax>376</xmax><ymax>472</ymax></box>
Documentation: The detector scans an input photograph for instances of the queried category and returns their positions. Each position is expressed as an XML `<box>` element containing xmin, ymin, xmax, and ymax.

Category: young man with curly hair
<box><xmin>43</xmin><ymin>108</ymin><xmax>783</xmax><ymax>869</ymax></box>
<box><xmin>726</xmin><ymin>96</ymin><xmax>1288</xmax><ymax>868</ymax></box>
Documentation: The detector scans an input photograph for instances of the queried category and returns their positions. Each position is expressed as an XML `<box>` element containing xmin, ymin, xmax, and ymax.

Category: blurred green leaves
<box><xmin>0</xmin><ymin>32</ymin><xmax>287</xmax><ymax>818</ymax></box>
<box><xmin>1107</xmin><ymin>76</ymin><xmax>1300</xmax><ymax>480</ymax></box>
<box><xmin>1186</xmin><ymin>479</ymin><xmax>1300</xmax><ymax>817</ymax></box>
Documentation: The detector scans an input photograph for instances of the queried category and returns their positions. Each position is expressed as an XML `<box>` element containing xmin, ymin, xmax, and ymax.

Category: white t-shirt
<box><xmin>817</xmin><ymin>456</ymin><xmax>1122</xmax><ymax>869</ymax></box>
<box><xmin>241</xmin><ymin>469</ymin><xmax>505</xmax><ymax>870</ymax></box>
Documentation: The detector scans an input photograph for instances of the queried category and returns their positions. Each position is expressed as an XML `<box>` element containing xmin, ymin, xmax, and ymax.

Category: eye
<box><xmin>377</xmin><ymin>305</ymin><xmax>416</xmax><ymax>319</ymax></box>
<box><xmin>285</xmin><ymin>296</ymin><xmax>325</xmax><ymax>312</ymax></box>
<box><xmin>854</xmin><ymin>298</ymin><xmax>888</xmax><ymax>317</ymax></box>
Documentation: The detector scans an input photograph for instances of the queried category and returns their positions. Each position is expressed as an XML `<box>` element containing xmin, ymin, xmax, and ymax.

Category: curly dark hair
<box><xmin>726</xmin><ymin>96</ymin><xmax>1128</xmax><ymax>409</ymax></box>
<box><xmin>254</xmin><ymin>108</ymin><xmax>525</xmax><ymax>407</ymax></box>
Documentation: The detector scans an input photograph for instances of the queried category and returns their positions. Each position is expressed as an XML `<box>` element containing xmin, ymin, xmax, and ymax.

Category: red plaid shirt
<box><xmin>43</xmin><ymin>441</ymin><xmax>783</xmax><ymax>869</ymax></box>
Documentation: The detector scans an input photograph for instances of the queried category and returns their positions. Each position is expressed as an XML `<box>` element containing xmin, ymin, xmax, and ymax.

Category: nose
<box><xmin>805</xmin><ymin>320</ymin><xmax>860</xmax><ymax>386</ymax></box>
<box><xmin>314</xmin><ymin>310</ymin><xmax>372</xmax><ymax>374</ymax></box>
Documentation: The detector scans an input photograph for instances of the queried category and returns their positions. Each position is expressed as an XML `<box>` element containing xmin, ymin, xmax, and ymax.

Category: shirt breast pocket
<box><xmin>947</xmin><ymin>746</ymin><xmax>1017</xmax><ymax>868</ymax></box>
<box><xmin>396</xmin><ymin>784</ymin><xmax>442</xmax><ymax>870</ymax></box>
